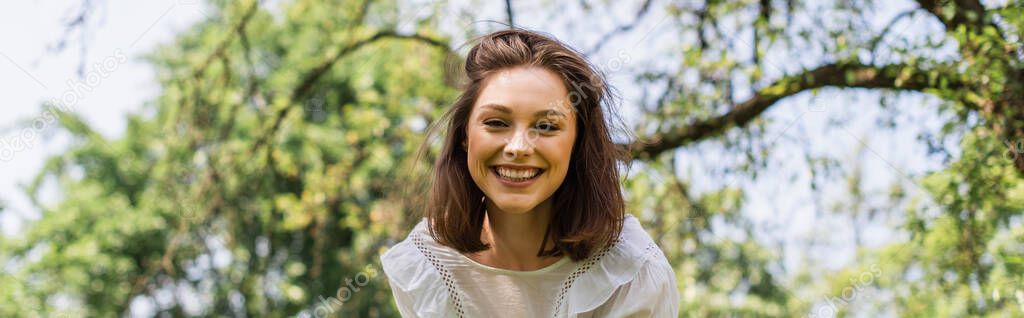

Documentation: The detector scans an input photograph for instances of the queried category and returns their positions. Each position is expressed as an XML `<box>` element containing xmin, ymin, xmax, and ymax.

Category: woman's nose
<box><xmin>503</xmin><ymin>128</ymin><xmax>535</xmax><ymax>160</ymax></box>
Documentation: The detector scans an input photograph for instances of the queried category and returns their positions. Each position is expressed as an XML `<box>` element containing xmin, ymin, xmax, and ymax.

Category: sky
<box><xmin>0</xmin><ymin>0</ymin><xmax>206</xmax><ymax>236</ymax></box>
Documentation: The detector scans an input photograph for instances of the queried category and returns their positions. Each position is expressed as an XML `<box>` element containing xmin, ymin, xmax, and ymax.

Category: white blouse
<box><xmin>380</xmin><ymin>215</ymin><xmax>679</xmax><ymax>317</ymax></box>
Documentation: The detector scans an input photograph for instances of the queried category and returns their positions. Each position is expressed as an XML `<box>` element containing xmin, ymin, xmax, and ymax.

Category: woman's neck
<box><xmin>474</xmin><ymin>198</ymin><xmax>561</xmax><ymax>271</ymax></box>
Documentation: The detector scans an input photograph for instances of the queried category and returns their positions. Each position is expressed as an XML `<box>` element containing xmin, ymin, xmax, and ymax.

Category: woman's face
<box><xmin>465</xmin><ymin>66</ymin><xmax>577</xmax><ymax>214</ymax></box>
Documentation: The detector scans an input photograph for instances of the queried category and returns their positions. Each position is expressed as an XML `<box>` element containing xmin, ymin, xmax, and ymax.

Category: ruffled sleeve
<box><xmin>583</xmin><ymin>254</ymin><xmax>679</xmax><ymax>317</ymax></box>
<box><xmin>561</xmin><ymin>215</ymin><xmax>679</xmax><ymax>317</ymax></box>
<box><xmin>387</xmin><ymin>278</ymin><xmax>419</xmax><ymax>317</ymax></box>
<box><xmin>380</xmin><ymin>219</ymin><xmax>458</xmax><ymax>318</ymax></box>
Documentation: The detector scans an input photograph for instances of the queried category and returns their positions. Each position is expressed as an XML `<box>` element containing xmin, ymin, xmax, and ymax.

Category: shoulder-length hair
<box><xmin>419</xmin><ymin>29</ymin><xmax>626</xmax><ymax>262</ymax></box>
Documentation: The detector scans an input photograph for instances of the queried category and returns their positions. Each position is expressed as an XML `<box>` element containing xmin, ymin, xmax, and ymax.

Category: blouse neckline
<box><xmin>458</xmin><ymin>252</ymin><xmax>571</xmax><ymax>275</ymax></box>
<box><xmin>381</xmin><ymin>214</ymin><xmax>673</xmax><ymax>316</ymax></box>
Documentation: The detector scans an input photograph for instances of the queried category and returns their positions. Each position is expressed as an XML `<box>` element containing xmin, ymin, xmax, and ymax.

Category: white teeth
<box><xmin>495</xmin><ymin>167</ymin><xmax>540</xmax><ymax>181</ymax></box>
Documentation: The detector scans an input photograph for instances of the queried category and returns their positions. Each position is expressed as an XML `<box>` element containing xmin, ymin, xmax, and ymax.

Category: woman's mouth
<box><xmin>491</xmin><ymin>166</ymin><xmax>544</xmax><ymax>186</ymax></box>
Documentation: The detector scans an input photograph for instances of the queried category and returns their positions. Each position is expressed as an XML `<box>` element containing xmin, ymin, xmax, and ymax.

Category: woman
<box><xmin>381</xmin><ymin>29</ymin><xmax>678</xmax><ymax>317</ymax></box>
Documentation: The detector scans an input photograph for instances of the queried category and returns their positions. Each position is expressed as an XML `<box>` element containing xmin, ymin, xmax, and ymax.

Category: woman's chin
<box><xmin>487</xmin><ymin>200</ymin><xmax>538</xmax><ymax>215</ymax></box>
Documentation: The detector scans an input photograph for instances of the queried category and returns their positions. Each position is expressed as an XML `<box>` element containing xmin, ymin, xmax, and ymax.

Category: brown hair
<box><xmin>419</xmin><ymin>29</ymin><xmax>626</xmax><ymax>262</ymax></box>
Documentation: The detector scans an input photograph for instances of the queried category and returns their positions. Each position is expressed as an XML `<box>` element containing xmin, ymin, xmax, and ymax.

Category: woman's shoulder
<box><xmin>563</xmin><ymin>214</ymin><xmax>675</xmax><ymax>314</ymax></box>
<box><xmin>597</xmin><ymin>214</ymin><xmax>672</xmax><ymax>271</ymax></box>
<box><xmin>380</xmin><ymin>218</ymin><xmax>461</xmax><ymax>316</ymax></box>
<box><xmin>380</xmin><ymin>218</ymin><xmax>468</xmax><ymax>288</ymax></box>
<box><xmin>379</xmin><ymin>218</ymin><xmax>435</xmax><ymax>291</ymax></box>
<box><xmin>614</xmin><ymin>215</ymin><xmax>666</xmax><ymax>259</ymax></box>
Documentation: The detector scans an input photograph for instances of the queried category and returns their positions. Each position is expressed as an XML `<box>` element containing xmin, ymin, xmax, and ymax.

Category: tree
<box><xmin>1</xmin><ymin>0</ymin><xmax>1021</xmax><ymax>316</ymax></box>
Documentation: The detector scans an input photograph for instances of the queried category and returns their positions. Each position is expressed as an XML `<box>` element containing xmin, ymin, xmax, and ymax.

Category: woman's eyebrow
<box><xmin>480</xmin><ymin>103</ymin><xmax>567</xmax><ymax>119</ymax></box>
<box><xmin>480</xmin><ymin>103</ymin><xmax>512</xmax><ymax>113</ymax></box>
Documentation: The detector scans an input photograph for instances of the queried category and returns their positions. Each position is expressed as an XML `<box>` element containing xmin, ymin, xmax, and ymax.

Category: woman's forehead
<box><xmin>474</xmin><ymin>67</ymin><xmax>576</xmax><ymax>116</ymax></box>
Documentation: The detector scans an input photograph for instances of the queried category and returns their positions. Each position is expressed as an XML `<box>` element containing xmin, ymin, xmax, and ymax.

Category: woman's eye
<box><xmin>535</xmin><ymin>122</ymin><xmax>560</xmax><ymax>132</ymax></box>
<box><xmin>484</xmin><ymin>120</ymin><xmax>508</xmax><ymax>128</ymax></box>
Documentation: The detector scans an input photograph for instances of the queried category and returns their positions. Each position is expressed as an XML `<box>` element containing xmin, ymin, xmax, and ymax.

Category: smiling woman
<box><xmin>381</xmin><ymin>29</ymin><xmax>678</xmax><ymax>317</ymax></box>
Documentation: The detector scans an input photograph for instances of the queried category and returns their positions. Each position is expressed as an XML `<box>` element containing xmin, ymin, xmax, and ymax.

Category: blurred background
<box><xmin>1</xmin><ymin>0</ymin><xmax>1022</xmax><ymax>317</ymax></box>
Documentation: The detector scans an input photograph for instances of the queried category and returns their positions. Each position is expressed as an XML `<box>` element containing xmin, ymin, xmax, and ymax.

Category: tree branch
<box><xmin>752</xmin><ymin>0</ymin><xmax>771</xmax><ymax>65</ymax></box>
<box><xmin>623</xmin><ymin>62</ymin><xmax>966</xmax><ymax>159</ymax></box>
<box><xmin>586</xmin><ymin>0</ymin><xmax>654</xmax><ymax>54</ymax></box>
<box><xmin>914</xmin><ymin>0</ymin><xmax>987</xmax><ymax>32</ymax></box>
<box><xmin>867</xmin><ymin>9</ymin><xmax>919</xmax><ymax>64</ymax></box>
<box><xmin>249</xmin><ymin>31</ymin><xmax>450</xmax><ymax>153</ymax></box>
<box><xmin>914</xmin><ymin>0</ymin><xmax>1007</xmax><ymax>44</ymax></box>
<box><xmin>49</xmin><ymin>0</ymin><xmax>98</xmax><ymax>77</ymax></box>
<box><xmin>506</xmin><ymin>0</ymin><xmax>515</xmax><ymax>27</ymax></box>
<box><xmin>193</xmin><ymin>1</ymin><xmax>261</xmax><ymax>79</ymax></box>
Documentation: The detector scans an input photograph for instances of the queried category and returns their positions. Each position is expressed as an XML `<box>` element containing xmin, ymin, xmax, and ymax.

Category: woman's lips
<box><xmin>491</xmin><ymin>166</ymin><xmax>544</xmax><ymax>188</ymax></box>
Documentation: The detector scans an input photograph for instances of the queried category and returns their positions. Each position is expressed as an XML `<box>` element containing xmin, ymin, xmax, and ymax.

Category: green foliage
<box><xmin>1</xmin><ymin>0</ymin><xmax>1022</xmax><ymax>317</ymax></box>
